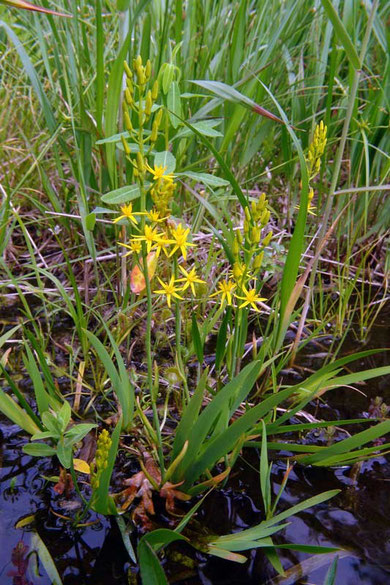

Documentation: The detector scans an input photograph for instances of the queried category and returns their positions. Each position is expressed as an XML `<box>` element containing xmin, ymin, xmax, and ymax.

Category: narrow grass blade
<box><xmin>184</xmin><ymin>387</ymin><xmax>294</xmax><ymax>489</ymax></box>
<box><xmin>0</xmin><ymin>389</ymin><xmax>40</xmax><ymax>434</ymax></box>
<box><xmin>138</xmin><ymin>541</ymin><xmax>169</xmax><ymax>585</ymax></box>
<box><xmin>324</xmin><ymin>556</ymin><xmax>338</xmax><ymax>585</ymax></box>
<box><xmin>31</xmin><ymin>532</ymin><xmax>63</xmax><ymax>585</ymax></box>
<box><xmin>320</xmin><ymin>0</ymin><xmax>361</xmax><ymax>69</ymax></box>
<box><xmin>299</xmin><ymin>420</ymin><xmax>390</xmax><ymax>466</ymax></box>
<box><xmin>0</xmin><ymin>21</ymin><xmax>57</xmax><ymax>133</ymax></box>
<box><xmin>173</xmin><ymin>359</ymin><xmax>263</xmax><ymax>483</ymax></box>
<box><xmin>85</xmin><ymin>330</ymin><xmax>133</xmax><ymax>430</ymax></box>
<box><xmin>191</xmin><ymin>80</ymin><xmax>284</xmax><ymax>125</ymax></box>
<box><xmin>171</xmin><ymin>368</ymin><xmax>209</xmax><ymax>460</ymax></box>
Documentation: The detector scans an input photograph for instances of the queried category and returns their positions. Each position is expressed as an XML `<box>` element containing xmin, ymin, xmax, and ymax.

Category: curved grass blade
<box><xmin>320</xmin><ymin>0</ymin><xmax>361</xmax><ymax>69</ymax></box>
<box><xmin>2</xmin><ymin>0</ymin><xmax>71</xmax><ymax>17</ymax></box>
<box><xmin>190</xmin><ymin>80</ymin><xmax>284</xmax><ymax>125</ymax></box>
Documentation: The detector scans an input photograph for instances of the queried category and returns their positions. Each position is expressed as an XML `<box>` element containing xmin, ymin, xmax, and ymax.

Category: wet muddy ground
<box><xmin>1</xmin><ymin>307</ymin><xmax>389</xmax><ymax>584</ymax></box>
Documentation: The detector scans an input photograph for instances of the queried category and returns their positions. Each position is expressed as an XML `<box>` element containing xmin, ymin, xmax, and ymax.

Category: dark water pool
<box><xmin>1</xmin><ymin>308</ymin><xmax>389</xmax><ymax>584</ymax></box>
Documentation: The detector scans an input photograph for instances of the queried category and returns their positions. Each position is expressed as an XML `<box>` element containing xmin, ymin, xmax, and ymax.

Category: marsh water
<box><xmin>1</xmin><ymin>308</ymin><xmax>389</xmax><ymax>585</ymax></box>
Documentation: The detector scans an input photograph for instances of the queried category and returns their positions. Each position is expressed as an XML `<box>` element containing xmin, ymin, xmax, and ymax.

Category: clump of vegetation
<box><xmin>0</xmin><ymin>0</ymin><xmax>389</xmax><ymax>583</ymax></box>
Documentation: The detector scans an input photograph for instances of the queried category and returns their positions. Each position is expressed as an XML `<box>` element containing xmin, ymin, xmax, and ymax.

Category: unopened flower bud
<box><xmin>137</xmin><ymin>66</ymin><xmax>146</xmax><ymax>86</ymax></box>
<box><xmin>124</xmin><ymin>111</ymin><xmax>133</xmax><ymax>133</ymax></box>
<box><xmin>250</xmin><ymin>225</ymin><xmax>261</xmax><ymax>244</ymax></box>
<box><xmin>125</xmin><ymin>88</ymin><xmax>133</xmax><ymax>106</ymax></box>
<box><xmin>155</xmin><ymin>107</ymin><xmax>163</xmax><ymax>127</ymax></box>
<box><xmin>151</xmin><ymin>121</ymin><xmax>159</xmax><ymax>143</ymax></box>
<box><xmin>232</xmin><ymin>237</ymin><xmax>240</xmax><ymax>256</ymax></box>
<box><xmin>152</xmin><ymin>80</ymin><xmax>159</xmax><ymax>101</ymax></box>
<box><xmin>260</xmin><ymin>209</ymin><xmax>270</xmax><ymax>227</ymax></box>
<box><xmin>262</xmin><ymin>231</ymin><xmax>272</xmax><ymax>247</ymax></box>
<box><xmin>145</xmin><ymin>90</ymin><xmax>152</xmax><ymax>117</ymax></box>
<box><xmin>121</xmin><ymin>135</ymin><xmax>131</xmax><ymax>156</ymax></box>
<box><xmin>145</xmin><ymin>59</ymin><xmax>151</xmax><ymax>81</ymax></box>
<box><xmin>253</xmin><ymin>251</ymin><xmax>264</xmax><ymax>270</ymax></box>
<box><xmin>136</xmin><ymin>151</ymin><xmax>144</xmax><ymax>172</ymax></box>
<box><xmin>257</xmin><ymin>192</ymin><xmax>266</xmax><ymax>210</ymax></box>
<box><xmin>123</xmin><ymin>61</ymin><xmax>132</xmax><ymax>79</ymax></box>
<box><xmin>126</xmin><ymin>77</ymin><xmax>134</xmax><ymax>92</ymax></box>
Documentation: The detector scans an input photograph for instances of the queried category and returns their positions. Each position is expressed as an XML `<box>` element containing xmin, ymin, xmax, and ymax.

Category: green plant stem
<box><xmin>69</xmin><ymin>460</ymin><xmax>89</xmax><ymax>524</ymax></box>
<box><xmin>230</xmin><ymin>304</ymin><xmax>242</xmax><ymax>377</ymax></box>
<box><xmin>173</xmin><ymin>256</ymin><xmax>190</xmax><ymax>403</ymax></box>
<box><xmin>137</xmin><ymin>94</ymin><xmax>165</xmax><ymax>479</ymax></box>
<box><xmin>141</xmin><ymin>236</ymin><xmax>165</xmax><ymax>480</ymax></box>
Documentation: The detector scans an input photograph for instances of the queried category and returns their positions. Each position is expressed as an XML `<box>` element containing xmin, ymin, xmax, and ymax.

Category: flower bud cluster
<box><xmin>90</xmin><ymin>429</ymin><xmax>112</xmax><ymax>490</ymax></box>
<box><xmin>307</xmin><ymin>120</ymin><xmax>327</xmax><ymax>180</ymax></box>
<box><xmin>231</xmin><ymin>194</ymin><xmax>273</xmax><ymax>287</ymax></box>
<box><xmin>151</xmin><ymin>179</ymin><xmax>176</xmax><ymax>217</ymax></box>
<box><xmin>121</xmin><ymin>56</ymin><xmax>164</xmax><ymax>176</ymax></box>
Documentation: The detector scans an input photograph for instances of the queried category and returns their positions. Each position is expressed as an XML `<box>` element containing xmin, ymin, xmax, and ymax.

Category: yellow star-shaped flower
<box><xmin>118</xmin><ymin>240</ymin><xmax>142</xmax><ymax>257</ymax></box>
<box><xmin>209</xmin><ymin>280</ymin><xmax>236</xmax><ymax>307</ymax></box>
<box><xmin>176</xmin><ymin>265</ymin><xmax>206</xmax><ymax>296</ymax></box>
<box><xmin>153</xmin><ymin>233</ymin><xmax>172</xmax><ymax>258</ymax></box>
<box><xmin>145</xmin><ymin>162</ymin><xmax>175</xmax><ymax>184</ymax></box>
<box><xmin>113</xmin><ymin>203</ymin><xmax>141</xmax><ymax>225</ymax></box>
<box><xmin>131</xmin><ymin>225</ymin><xmax>162</xmax><ymax>253</ymax></box>
<box><xmin>145</xmin><ymin>208</ymin><xmax>168</xmax><ymax>223</ymax></box>
<box><xmin>168</xmin><ymin>223</ymin><xmax>196</xmax><ymax>260</ymax></box>
<box><xmin>235</xmin><ymin>286</ymin><xmax>267</xmax><ymax>312</ymax></box>
<box><xmin>153</xmin><ymin>275</ymin><xmax>183</xmax><ymax>308</ymax></box>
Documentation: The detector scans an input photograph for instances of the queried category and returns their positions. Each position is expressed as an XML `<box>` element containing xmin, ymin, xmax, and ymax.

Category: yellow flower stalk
<box><xmin>168</xmin><ymin>223</ymin><xmax>196</xmax><ymax>260</ymax></box>
<box><xmin>210</xmin><ymin>280</ymin><xmax>236</xmax><ymax>307</ymax></box>
<box><xmin>151</xmin><ymin>180</ymin><xmax>176</xmax><ymax>217</ymax></box>
<box><xmin>235</xmin><ymin>286</ymin><xmax>267</xmax><ymax>312</ymax></box>
<box><xmin>176</xmin><ymin>266</ymin><xmax>206</xmax><ymax>296</ymax></box>
<box><xmin>307</xmin><ymin>120</ymin><xmax>327</xmax><ymax>178</ymax></box>
<box><xmin>153</xmin><ymin>275</ymin><xmax>183</xmax><ymax>308</ymax></box>
<box><xmin>90</xmin><ymin>429</ymin><xmax>112</xmax><ymax>490</ymax></box>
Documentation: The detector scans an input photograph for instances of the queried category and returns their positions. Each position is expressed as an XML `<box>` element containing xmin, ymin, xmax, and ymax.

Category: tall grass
<box><xmin>1</xmin><ymin>0</ymin><xmax>388</xmax><ymax>316</ymax></box>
